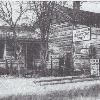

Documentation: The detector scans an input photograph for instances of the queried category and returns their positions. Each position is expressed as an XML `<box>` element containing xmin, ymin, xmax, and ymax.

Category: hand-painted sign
<box><xmin>73</xmin><ymin>27</ymin><xmax>90</xmax><ymax>42</ymax></box>
<box><xmin>90</xmin><ymin>59</ymin><xmax>99</xmax><ymax>76</ymax></box>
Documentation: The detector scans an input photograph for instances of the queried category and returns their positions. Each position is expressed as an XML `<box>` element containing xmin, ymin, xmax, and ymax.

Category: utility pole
<box><xmin>71</xmin><ymin>1</ymin><xmax>81</xmax><ymax>74</ymax></box>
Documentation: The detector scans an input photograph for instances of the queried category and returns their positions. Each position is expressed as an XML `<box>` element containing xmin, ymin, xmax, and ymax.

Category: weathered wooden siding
<box><xmin>49</xmin><ymin>22</ymin><xmax>100</xmax><ymax>70</ymax></box>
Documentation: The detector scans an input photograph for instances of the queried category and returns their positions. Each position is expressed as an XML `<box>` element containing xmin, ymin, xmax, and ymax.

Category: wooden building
<box><xmin>0</xmin><ymin>3</ymin><xmax>100</xmax><ymax>76</ymax></box>
<box><xmin>49</xmin><ymin>4</ymin><xmax>100</xmax><ymax>75</ymax></box>
<box><xmin>0</xmin><ymin>26</ymin><xmax>41</xmax><ymax>75</ymax></box>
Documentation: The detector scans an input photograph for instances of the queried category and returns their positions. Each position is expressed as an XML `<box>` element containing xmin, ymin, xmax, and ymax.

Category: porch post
<box><xmin>3</xmin><ymin>40</ymin><xmax>7</xmax><ymax>60</ymax></box>
<box><xmin>51</xmin><ymin>56</ymin><xmax>53</xmax><ymax>76</ymax></box>
<box><xmin>25</xmin><ymin>43</ymin><xmax>28</xmax><ymax>70</ymax></box>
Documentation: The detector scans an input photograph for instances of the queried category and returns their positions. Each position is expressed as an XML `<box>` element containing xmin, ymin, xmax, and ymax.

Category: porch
<box><xmin>0</xmin><ymin>37</ymin><xmax>41</xmax><ymax>76</ymax></box>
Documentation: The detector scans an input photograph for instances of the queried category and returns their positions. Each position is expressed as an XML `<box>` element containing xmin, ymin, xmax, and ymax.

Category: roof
<box><xmin>52</xmin><ymin>4</ymin><xmax>100</xmax><ymax>28</ymax></box>
<box><xmin>0</xmin><ymin>26</ymin><xmax>35</xmax><ymax>32</ymax></box>
<box><xmin>0</xmin><ymin>26</ymin><xmax>41</xmax><ymax>41</ymax></box>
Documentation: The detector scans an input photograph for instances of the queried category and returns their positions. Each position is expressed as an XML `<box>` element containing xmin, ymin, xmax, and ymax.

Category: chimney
<box><xmin>73</xmin><ymin>1</ymin><xmax>80</xmax><ymax>11</ymax></box>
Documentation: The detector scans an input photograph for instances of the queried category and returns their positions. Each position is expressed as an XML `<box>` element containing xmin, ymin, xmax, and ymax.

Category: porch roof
<box><xmin>0</xmin><ymin>26</ymin><xmax>41</xmax><ymax>41</ymax></box>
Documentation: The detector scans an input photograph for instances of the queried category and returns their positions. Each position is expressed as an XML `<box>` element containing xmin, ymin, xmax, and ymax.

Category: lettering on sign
<box><xmin>90</xmin><ymin>59</ymin><xmax>99</xmax><ymax>76</ymax></box>
<box><xmin>74</xmin><ymin>54</ymin><xmax>82</xmax><ymax>59</ymax></box>
<box><xmin>51</xmin><ymin>55</ymin><xmax>59</xmax><ymax>58</ymax></box>
<box><xmin>73</xmin><ymin>28</ymin><xmax>90</xmax><ymax>42</ymax></box>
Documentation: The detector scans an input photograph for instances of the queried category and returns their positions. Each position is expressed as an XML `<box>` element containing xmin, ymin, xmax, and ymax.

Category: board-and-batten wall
<box><xmin>49</xmin><ymin>23</ymin><xmax>100</xmax><ymax>70</ymax></box>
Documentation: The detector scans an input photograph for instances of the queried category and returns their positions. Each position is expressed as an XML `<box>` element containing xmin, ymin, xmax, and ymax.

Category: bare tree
<box><xmin>0</xmin><ymin>1</ymin><xmax>29</xmax><ymax>76</ymax></box>
<box><xmin>28</xmin><ymin>1</ymin><xmax>75</xmax><ymax>76</ymax></box>
<box><xmin>0</xmin><ymin>1</ymin><xmax>29</xmax><ymax>59</ymax></box>
<box><xmin>29</xmin><ymin>1</ymin><xmax>56</xmax><ymax>75</ymax></box>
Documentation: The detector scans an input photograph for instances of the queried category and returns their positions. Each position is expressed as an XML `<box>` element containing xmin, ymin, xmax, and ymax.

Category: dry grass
<box><xmin>1</xmin><ymin>83</ymin><xmax>100</xmax><ymax>100</ymax></box>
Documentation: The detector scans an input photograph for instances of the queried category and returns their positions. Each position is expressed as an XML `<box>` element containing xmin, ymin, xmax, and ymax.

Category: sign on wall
<box><xmin>73</xmin><ymin>27</ymin><xmax>90</xmax><ymax>42</ymax></box>
<box><xmin>90</xmin><ymin>59</ymin><xmax>99</xmax><ymax>76</ymax></box>
<box><xmin>73</xmin><ymin>53</ymin><xmax>82</xmax><ymax>70</ymax></box>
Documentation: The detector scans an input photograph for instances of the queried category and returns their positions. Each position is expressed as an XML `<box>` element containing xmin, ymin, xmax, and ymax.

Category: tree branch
<box><xmin>14</xmin><ymin>2</ymin><xmax>28</xmax><ymax>28</ymax></box>
<box><xmin>0</xmin><ymin>3</ymin><xmax>11</xmax><ymax>25</ymax></box>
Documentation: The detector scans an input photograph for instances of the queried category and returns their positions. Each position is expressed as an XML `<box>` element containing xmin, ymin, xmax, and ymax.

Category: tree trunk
<box><xmin>40</xmin><ymin>40</ymin><xmax>48</xmax><ymax>76</ymax></box>
<box><xmin>12</xmin><ymin>28</ymin><xmax>17</xmax><ymax>59</ymax></box>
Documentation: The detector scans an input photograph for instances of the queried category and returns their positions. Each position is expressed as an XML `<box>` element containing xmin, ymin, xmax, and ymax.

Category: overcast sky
<box><xmin>81</xmin><ymin>1</ymin><xmax>100</xmax><ymax>13</ymax></box>
<box><xmin>67</xmin><ymin>1</ymin><xmax>100</xmax><ymax>13</ymax></box>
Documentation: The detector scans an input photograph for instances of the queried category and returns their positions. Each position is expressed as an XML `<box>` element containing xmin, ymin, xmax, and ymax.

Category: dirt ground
<box><xmin>0</xmin><ymin>76</ymin><xmax>100</xmax><ymax>100</ymax></box>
